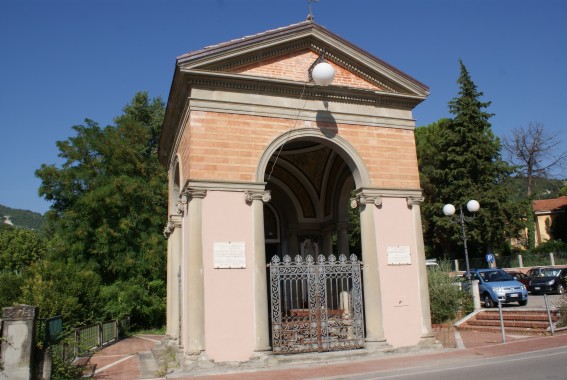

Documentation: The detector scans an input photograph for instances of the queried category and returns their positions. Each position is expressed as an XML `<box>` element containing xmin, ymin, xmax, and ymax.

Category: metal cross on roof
<box><xmin>307</xmin><ymin>0</ymin><xmax>319</xmax><ymax>21</ymax></box>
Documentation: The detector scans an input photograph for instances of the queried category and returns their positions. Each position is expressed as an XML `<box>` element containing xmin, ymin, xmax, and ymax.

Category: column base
<box><xmin>418</xmin><ymin>335</ymin><xmax>442</xmax><ymax>349</ymax></box>
<box><xmin>254</xmin><ymin>345</ymin><xmax>272</xmax><ymax>352</ymax></box>
<box><xmin>363</xmin><ymin>339</ymin><xmax>391</xmax><ymax>354</ymax></box>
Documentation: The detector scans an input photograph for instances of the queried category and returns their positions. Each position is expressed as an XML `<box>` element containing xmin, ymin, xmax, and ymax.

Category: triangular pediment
<box><xmin>177</xmin><ymin>21</ymin><xmax>428</xmax><ymax>97</ymax></box>
<box><xmin>227</xmin><ymin>49</ymin><xmax>384</xmax><ymax>91</ymax></box>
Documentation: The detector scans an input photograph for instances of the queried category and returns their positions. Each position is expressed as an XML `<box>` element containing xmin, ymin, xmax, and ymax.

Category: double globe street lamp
<box><xmin>443</xmin><ymin>200</ymin><xmax>480</xmax><ymax>278</ymax></box>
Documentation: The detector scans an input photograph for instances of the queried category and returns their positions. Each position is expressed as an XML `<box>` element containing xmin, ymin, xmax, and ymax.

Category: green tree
<box><xmin>416</xmin><ymin>61</ymin><xmax>522</xmax><ymax>259</ymax></box>
<box><xmin>0</xmin><ymin>271</ymin><xmax>25</xmax><ymax>308</ymax></box>
<box><xmin>0</xmin><ymin>224</ymin><xmax>46</xmax><ymax>271</ymax></box>
<box><xmin>20</xmin><ymin>260</ymin><xmax>103</xmax><ymax>324</ymax></box>
<box><xmin>35</xmin><ymin>92</ymin><xmax>168</xmax><ymax>327</ymax></box>
<box><xmin>415</xmin><ymin>118</ymin><xmax>451</xmax><ymax>256</ymax></box>
<box><xmin>502</xmin><ymin>122</ymin><xmax>567</xmax><ymax>249</ymax></box>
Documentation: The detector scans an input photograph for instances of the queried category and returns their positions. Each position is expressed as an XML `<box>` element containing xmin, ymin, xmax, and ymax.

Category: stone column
<box><xmin>321</xmin><ymin>228</ymin><xmax>333</xmax><ymax>256</ymax></box>
<box><xmin>165</xmin><ymin>213</ymin><xmax>183</xmax><ymax>339</ymax></box>
<box><xmin>245</xmin><ymin>190</ymin><xmax>271</xmax><ymax>352</ymax></box>
<box><xmin>288</xmin><ymin>228</ymin><xmax>299</xmax><ymax>256</ymax></box>
<box><xmin>336</xmin><ymin>222</ymin><xmax>350</xmax><ymax>256</ymax></box>
<box><xmin>165</xmin><ymin>220</ymin><xmax>174</xmax><ymax>337</ymax></box>
<box><xmin>185</xmin><ymin>189</ymin><xmax>206</xmax><ymax>355</ymax></box>
<box><xmin>1</xmin><ymin>305</ymin><xmax>38</xmax><ymax>380</ymax></box>
<box><xmin>407</xmin><ymin>196</ymin><xmax>435</xmax><ymax>342</ymax></box>
<box><xmin>353</xmin><ymin>192</ymin><xmax>386</xmax><ymax>344</ymax></box>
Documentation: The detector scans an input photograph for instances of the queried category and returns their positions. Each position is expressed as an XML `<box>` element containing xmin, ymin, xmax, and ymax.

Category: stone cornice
<box><xmin>184</xmin><ymin>179</ymin><xmax>267</xmax><ymax>193</ymax></box>
<box><xmin>182</xmin><ymin>70</ymin><xmax>425</xmax><ymax>110</ymax></box>
<box><xmin>204</xmin><ymin>40</ymin><xmax>399</xmax><ymax>94</ymax></box>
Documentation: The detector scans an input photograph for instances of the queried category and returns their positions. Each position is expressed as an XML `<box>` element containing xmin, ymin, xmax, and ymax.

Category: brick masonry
<box><xmin>179</xmin><ymin>110</ymin><xmax>420</xmax><ymax>188</ymax></box>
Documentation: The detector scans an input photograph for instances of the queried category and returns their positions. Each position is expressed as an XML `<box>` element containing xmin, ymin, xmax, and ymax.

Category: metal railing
<box><xmin>44</xmin><ymin>316</ymin><xmax>130</xmax><ymax>363</ymax></box>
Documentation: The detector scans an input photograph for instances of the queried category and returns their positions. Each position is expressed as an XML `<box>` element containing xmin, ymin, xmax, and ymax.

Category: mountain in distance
<box><xmin>0</xmin><ymin>204</ymin><xmax>45</xmax><ymax>230</ymax></box>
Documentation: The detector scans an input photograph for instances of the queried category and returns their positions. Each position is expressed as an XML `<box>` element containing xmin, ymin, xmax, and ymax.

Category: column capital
<box><xmin>176</xmin><ymin>192</ymin><xmax>188</xmax><ymax>215</ymax></box>
<box><xmin>245</xmin><ymin>190</ymin><xmax>271</xmax><ymax>204</ymax></box>
<box><xmin>163</xmin><ymin>214</ymin><xmax>183</xmax><ymax>239</ymax></box>
<box><xmin>351</xmin><ymin>192</ymin><xmax>382</xmax><ymax>209</ymax></box>
<box><xmin>176</xmin><ymin>189</ymin><xmax>207</xmax><ymax>216</ymax></box>
<box><xmin>406</xmin><ymin>196</ymin><xmax>425</xmax><ymax>208</ymax></box>
<box><xmin>184</xmin><ymin>189</ymin><xmax>207</xmax><ymax>199</ymax></box>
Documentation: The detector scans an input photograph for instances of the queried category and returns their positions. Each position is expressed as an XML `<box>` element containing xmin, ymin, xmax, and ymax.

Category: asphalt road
<box><xmin>320</xmin><ymin>345</ymin><xmax>567</xmax><ymax>380</ymax></box>
<box><xmin>523</xmin><ymin>293</ymin><xmax>562</xmax><ymax>309</ymax></box>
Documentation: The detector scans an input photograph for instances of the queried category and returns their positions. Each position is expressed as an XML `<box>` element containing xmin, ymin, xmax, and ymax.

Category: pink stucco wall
<box><xmin>201</xmin><ymin>190</ymin><xmax>257</xmax><ymax>361</ymax></box>
<box><xmin>374</xmin><ymin>198</ymin><xmax>423</xmax><ymax>348</ymax></box>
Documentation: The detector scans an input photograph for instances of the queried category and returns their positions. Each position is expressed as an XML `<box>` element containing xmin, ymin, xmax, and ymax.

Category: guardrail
<box><xmin>71</xmin><ymin>319</ymin><xmax>124</xmax><ymax>356</ymax></box>
<box><xmin>46</xmin><ymin>316</ymin><xmax>130</xmax><ymax>363</ymax></box>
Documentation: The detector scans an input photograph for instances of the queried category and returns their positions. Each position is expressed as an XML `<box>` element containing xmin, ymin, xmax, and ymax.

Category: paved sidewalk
<box><xmin>88</xmin><ymin>334</ymin><xmax>164</xmax><ymax>380</ymax></box>
<box><xmin>89</xmin><ymin>329</ymin><xmax>565</xmax><ymax>380</ymax></box>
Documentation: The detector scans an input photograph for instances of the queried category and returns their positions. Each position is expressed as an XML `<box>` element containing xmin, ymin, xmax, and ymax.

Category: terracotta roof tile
<box><xmin>533</xmin><ymin>196</ymin><xmax>567</xmax><ymax>212</ymax></box>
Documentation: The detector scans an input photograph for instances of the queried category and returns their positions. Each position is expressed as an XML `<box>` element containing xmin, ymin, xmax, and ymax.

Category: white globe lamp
<box><xmin>467</xmin><ymin>200</ymin><xmax>480</xmax><ymax>213</ymax></box>
<box><xmin>311</xmin><ymin>62</ymin><xmax>335</xmax><ymax>86</ymax></box>
<box><xmin>443</xmin><ymin>204</ymin><xmax>456</xmax><ymax>216</ymax></box>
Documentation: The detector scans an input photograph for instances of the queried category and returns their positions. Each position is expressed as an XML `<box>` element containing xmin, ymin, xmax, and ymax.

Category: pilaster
<box><xmin>245</xmin><ymin>190</ymin><xmax>272</xmax><ymax>352</ymax></box>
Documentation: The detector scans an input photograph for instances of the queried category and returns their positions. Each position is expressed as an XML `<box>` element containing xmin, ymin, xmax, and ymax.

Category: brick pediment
<box><xmin>227</xmin><ymin>49</ymin><xmax>383</xmax><ymax>91</ymax></box>
<box><xmin>176</xmin><ymin>21</ymin><xmax>428</xmax><ymax>97</ymax></box>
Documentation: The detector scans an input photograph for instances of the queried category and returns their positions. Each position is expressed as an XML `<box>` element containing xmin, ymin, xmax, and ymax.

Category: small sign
<box><xmin>214</xmin><ymin>242</ymin><xmax>246</xmax><ymax>269</ymax></box>
<box><xmin>486</xmin><ymin>253</ymin><xmax>494</xmax><ymax>263</ymax></box>
<box><xmin>387</xmin><ymin>246</ymin><xmax>411</xmax><ymax>265</ymax></box>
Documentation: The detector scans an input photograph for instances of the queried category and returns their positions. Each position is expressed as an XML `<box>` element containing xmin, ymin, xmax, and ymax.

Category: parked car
<box><xmin>506</xmin><ymin>270</ymin><xmax>531</xmax><ymax>291</ymax></box>
<box><xmin>526</xmin><ymin>266</ymin><xmax>547</xmax><ymax>280</ymax></box>
<box><xmin>529</xmin><ymin>267</ymin><xmax>567</xmax><ymax>295</ymax></box>
<box><xmin>469</xmin><ymin>268</ymin><xmax>528</xmax><ymax>308</ymax></box>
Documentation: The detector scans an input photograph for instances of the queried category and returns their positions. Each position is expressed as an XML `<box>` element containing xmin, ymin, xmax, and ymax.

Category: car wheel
<box><xmin>483</xmin><ymin>294</ymin><xmax>494</xmax><ymax>308</ymax></box>
<box><xmin>519</xmin><ymin>300</ymin><xmax>528</xmax><ymax>306</ymax></box>
<box><xmin>557</xmin><ymin>284</ymin><xmax>564</xmax><ymax>295</ymax></box>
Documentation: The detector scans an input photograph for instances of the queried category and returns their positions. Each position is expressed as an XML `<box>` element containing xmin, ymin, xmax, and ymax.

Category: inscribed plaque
<box><xmin>214</xmin><ymin>241</ymin><xmax>246</xmax><ymax>269</ymax></box>
<box><xmin>387</xmin><ymin>246</ymin><xmax>411</xmax><ymax>265</ymax></box>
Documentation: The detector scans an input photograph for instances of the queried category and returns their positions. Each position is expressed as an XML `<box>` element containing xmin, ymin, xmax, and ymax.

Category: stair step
<box><xmin>475</xmin><ymin>313</ymin><xmax>558</xmax><ymax>322</ymax></box>
<box><xmin>457</xmin><ymin>309</ymin><xmax>561</xmax><ymax>335</ymax></box>
<box><xmin>457</xmin><ymin>325</ymin><xmax>551</xmax><ymax>335</ymax></box>
<box><xmin>465</xmin><ymin>320</ymin><xmax>551</xmax><ymax>329</ymax></box>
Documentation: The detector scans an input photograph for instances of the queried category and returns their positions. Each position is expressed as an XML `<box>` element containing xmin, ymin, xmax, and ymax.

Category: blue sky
<box><xmin>1</xmin><ymin>0</ymin><xmax>566</xmax><ymax>214</ymax></box>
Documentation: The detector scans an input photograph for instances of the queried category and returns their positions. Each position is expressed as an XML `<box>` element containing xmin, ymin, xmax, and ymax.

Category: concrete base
<box><xmin>165</xmin><ymin>341</ymin><xmax>444</xmax><ymax>379</ymax></box>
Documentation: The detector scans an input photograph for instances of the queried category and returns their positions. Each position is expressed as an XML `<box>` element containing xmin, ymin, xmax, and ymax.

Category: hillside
<box><xmin>0</xmin><ymin>204</ymin><xmax>45</xmax><ymax>230</ymax></box>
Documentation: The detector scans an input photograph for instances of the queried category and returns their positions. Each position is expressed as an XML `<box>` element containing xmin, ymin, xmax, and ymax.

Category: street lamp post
<box><xmin>443</xmin><ymin>200</ymin><xmax>480</xmax><ymax>278</ymax></box>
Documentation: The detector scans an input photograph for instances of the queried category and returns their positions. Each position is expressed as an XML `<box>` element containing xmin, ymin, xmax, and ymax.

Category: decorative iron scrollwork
<box><xmin>269</xmin><ymin>253</ymin><xmax>365</xmax><ymax>354</ymax></box>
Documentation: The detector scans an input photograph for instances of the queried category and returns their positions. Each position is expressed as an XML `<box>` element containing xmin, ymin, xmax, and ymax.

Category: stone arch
<box><xmin>169</xmin><ymin>155</ymin><xmax>182</xmax><ymax>212</ymax></box>
<box><xmin>256</xmin><ymin>128</ymin><xmax>371</xmax><ymax>189</ymax></box>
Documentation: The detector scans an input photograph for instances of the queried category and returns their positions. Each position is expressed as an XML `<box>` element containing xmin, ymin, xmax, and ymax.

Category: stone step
<box><xmin>457</xmin><ymin>325</ymin><xmax>552</xmax><ymax>335</ymax></box>
<box><xmin>465</xmin><ymin>319</ymin><xmax>552</xmax><ymax>329</ymax></box>
<box><xmin>475</xmin><ymin>312</ymin><xmax>559</xmax><ymax>323</ymax></box>
<box><xmin>457</xmin><ymin>309</ymin><xmax>561</xmax><ymax>336</ymax></box>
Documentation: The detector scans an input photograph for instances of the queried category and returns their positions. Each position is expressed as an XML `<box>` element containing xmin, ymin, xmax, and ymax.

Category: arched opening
<box><xmin>261</xmin><ymin>131</ymin><xmax>368</xmax><ymax>353</ymax></box>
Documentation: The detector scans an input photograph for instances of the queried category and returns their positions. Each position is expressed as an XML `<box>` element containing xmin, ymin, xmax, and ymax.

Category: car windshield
<box><xmin>539</xmin><ymin>269</ymin><xmax>561</xmax><ymax>277</ymax></box>
<box><xmin>479</xmin><ymin>270</ymin><xmax>514</xmax><ymax>282</ymax></box>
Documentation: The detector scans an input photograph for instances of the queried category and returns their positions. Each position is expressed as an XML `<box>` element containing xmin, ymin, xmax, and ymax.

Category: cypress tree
<box><xmin>418</xmin><ymin>61</ymin><xmax>522</xmax><ymax>260</ymax></box>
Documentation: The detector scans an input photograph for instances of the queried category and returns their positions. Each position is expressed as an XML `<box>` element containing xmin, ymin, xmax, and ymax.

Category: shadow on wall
<box><xmin>316</xmin><ymin>110</ymin><xmax>338</xmax><ymax>138</ymax></box>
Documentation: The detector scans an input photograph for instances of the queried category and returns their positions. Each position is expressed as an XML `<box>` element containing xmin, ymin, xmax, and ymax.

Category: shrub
<box><xmin>428</xmin><ymin>261</ymin><xmax>473</xmax><ymax>324</ymax></box>
<box><xmin>557</xmin><ymin>293</ymin><xmax>567</xmax><ymax>328</ymax></box>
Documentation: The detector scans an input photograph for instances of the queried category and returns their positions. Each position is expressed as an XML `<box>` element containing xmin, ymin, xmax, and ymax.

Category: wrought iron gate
<box><xmin>269</xmin><ymin>254</ymin><xmax>365</xmax><ymax>354</ymax></box>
